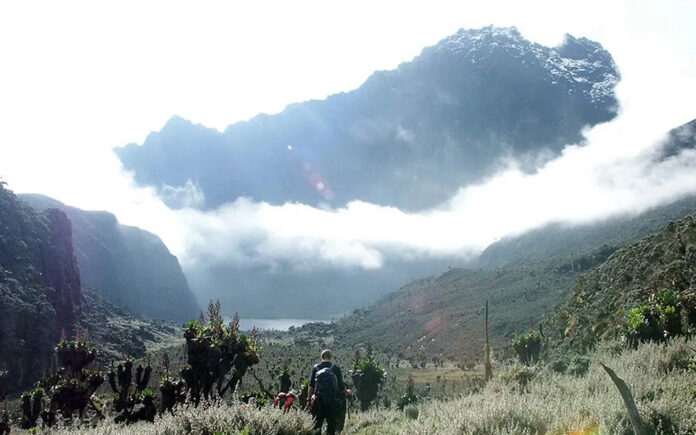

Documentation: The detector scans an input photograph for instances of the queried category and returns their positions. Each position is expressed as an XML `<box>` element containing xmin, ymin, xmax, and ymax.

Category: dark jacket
<box><xmin>309</xmin><ymin>361</ymin><xmax>345</xmax><ymax>393</ymax></box>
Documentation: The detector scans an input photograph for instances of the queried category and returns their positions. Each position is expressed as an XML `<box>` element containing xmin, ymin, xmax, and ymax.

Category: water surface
<box><xmin>228</xmin><ymin>318</ymin><xmax>329</xmax><ymax>331</ymax></box>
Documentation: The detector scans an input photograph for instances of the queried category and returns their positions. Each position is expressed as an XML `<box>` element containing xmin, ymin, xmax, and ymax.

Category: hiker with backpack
<box><xmin>307</xmin><ymin>349</ymin><xmax>345</xmax><ymax>435</ymax></box>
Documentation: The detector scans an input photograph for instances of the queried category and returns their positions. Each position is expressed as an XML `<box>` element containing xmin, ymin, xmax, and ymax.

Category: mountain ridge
<box><xmin>116</xmin><ymin>26</ymin><xmax>619</xmax><ymax>212</ymax></box>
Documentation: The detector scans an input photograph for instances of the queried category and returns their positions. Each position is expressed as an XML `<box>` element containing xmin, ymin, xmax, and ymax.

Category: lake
<box><xmin>224</xmin><ymin>318</ymin><xmax>330</xmax><ymax>331</ymax></box>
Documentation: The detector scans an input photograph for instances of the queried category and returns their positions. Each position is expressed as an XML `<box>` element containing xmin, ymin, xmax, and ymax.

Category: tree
<box><xmin>625</xmin><ymin>289</ymin><xmax>696</xmax><ymax>348</ymax></box>
<box><xmin>181</xmin><ymin>301</ymin><xmax>260</xmax><ymax>405</ymax></box>
<box><xmin>108</xmin><ymin>358</ymin><xmax>155</xmax><ymax>424</ymax></box>
<box><xmin>23</xmin><ymin>334</ymin><xmax>105</xmax><ymax>428</ymax></box>
<box><xmin>513</xmin><ymin>329</ymin><xmax>541</xmax><ymax>365</ymax></box>
<box><xmin>396</xmin><ymin>375</ymin><xmax>418</xmax><ymax>410</ymax></box>
<box><xmin>159</xmin><ymin>354</ymin><xmax>186</xmax><ymax>415</ymax></box>
<box><xmin>350</xmin><ymin>345</ymin><xmax>386</xmax><ymax>411</ymax></box>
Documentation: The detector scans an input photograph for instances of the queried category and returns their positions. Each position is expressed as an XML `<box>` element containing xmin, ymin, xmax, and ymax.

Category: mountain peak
<box><xmin>431</xmin><ymin>26</ymin><xmax>524</xmax><ymax>55</ymax></box>
<box><xmin>423</xmin><ymin>26</ymin><xmax>618</xmax><ymax>107</ymax></box>
<box><xmin>117</xmin><ymin>26</ymin><xmax>619</xmax><ymax>212</ymax></box>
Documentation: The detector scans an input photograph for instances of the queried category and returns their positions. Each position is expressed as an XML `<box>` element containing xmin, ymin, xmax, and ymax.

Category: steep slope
<box><xmin>336</xmin><ymin>195</ymin><xmax>696</xmax><ymax>361</ymax></box>
<box><xmin>20</xmin><ymin>194</ymin><xmax>200</xmax><ymax>322</ymax></box>
<box><xmin>0</xmin><ymin>183</ymin><xmax>81</xmax><ymax>389</ymax></box>
<box><xmin>336</xmin><ymin>255</ymin><xmax>603</xmax><ymax>363</ymax></box>
<box><xmin>116</xmin><ymin>26</ymin><xmax>618</xmax><ymax>212</ymax></box>
<box><xmin>546</xmin><ymin>212</ymin><xmax>696</xmax><ymax>355</ymax></box>
<box><xmin>480</xmin><ymin>195</ymin><xmax>696</xmax><ymax>269</ymax></box>
<box><xmin>80</xmin><ymin>288</ymin><xmax>180</xmax><ymax>361</ymax></box>
<box><xmin>480</xmin><ymin>118</ymin><xmax>696</xmax><ymax>269</ymax></box>
<box><xmin>1</xmin><ymin>184</ymin><xmax>181</xmax><ymax>392</ymax></box>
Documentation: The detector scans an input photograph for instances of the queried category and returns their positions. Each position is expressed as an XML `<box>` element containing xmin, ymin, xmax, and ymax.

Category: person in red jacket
<box><xmin>273</xmin><ymin>392</ymin><xmax>286</xmax><ymax>409</ymax></box>
<box><xmin>283</xmin><ymin>391</ymin><xmax>296</xmax><ymax>413</ymax></box>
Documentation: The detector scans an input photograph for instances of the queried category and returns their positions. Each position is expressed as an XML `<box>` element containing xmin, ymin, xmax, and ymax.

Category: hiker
<box><xmin>242</xmin><ymin>392</ymin><xmax>261</xmax><ymax>407</ymax></box>
<box><xmin>273</xmin><ymin>392</ymin><xmax>286</xmax><ymax>409</ymax></box>
<box><xmin>336</xmin><ymin>388</ymin><xmax>353</xmax><ymax>434</ymax></box>
<box><xmin>283</xmin><ymin>390</ymin><xmax>296</xmax><ymax>413</ymax></box>
<box><xmin>299</xmin><ymin>382</ymin><xmax>309</xmax><ymax>409</ymax></box>
<box><xmin>307</xmin><ymin>349</ymin><xmax>345</xmax><ymax>435</ymax></box>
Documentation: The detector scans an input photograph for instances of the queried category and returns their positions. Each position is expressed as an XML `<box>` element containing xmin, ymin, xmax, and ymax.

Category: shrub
<box><xmin>31</xmin><ymin>401</ymin><xmax>315</xmax><ymax>435</ymax></box>
<box><xmin>348</xmin><ymin>338</ymin><xmax>696</xmax><ymax>434</ymax></box>
<box><xmin>404</xmin><ymin>405</ymin><xmax>419</xmax><ymax>420</ymax></box>
<box><xmin>513</xmin><ymin>330</ymin><xmax>541</xmax><ymax>365</ymax></box>
<box><xmin>107</xmin><ymin>359</ymin><xmax>157</xmax><ymax>423</ymax></box>
<box><xmin>19</xmin><ymin>388</ymin><xmax>44</xmax><ymax>429</ymax></box>
<box><xmin>26</xmin><ymin>335</ymin><xmax>105</xmax><ymax>427</ymax></box>
<box><xmin>108</xmin><ymin>359</ymin><xmax>155</xmax><ymax>424</ymax></box>
<box><xmin>240</xmin><ymin>390</ymin><xmax>268</xmax><ymax>409</ymax></box>
<box><xmin>625</xmin><ymin>289</ymin><xmax>696</xmax><ymax>347</ymax></box>
<box><xmin>159</xmin><ymin>353</ymin><xmax>187</xmax><ymax>415</ymax></box>
<box><xmin>350</xmin><ymin>352</ymin><xmax>386</xmax><ymax>411</ymax></box>
<box><xmin>181</xmin><ymin>301</ymin><xmax>260</xmax><ymax>405</ymax></box>
<box><xmin>397</xmin><ymin>375</ymin><xmax>418</xmax><ymax>411</ymax></box>
<box><xmin>549</xmin><ymin>354</ymin><xmax>590</xmax><ymax>376</ymax></box>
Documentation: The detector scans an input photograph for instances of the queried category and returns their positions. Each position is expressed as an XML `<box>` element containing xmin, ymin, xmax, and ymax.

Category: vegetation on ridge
<box><xmin>547</xmin><ymin>213</ymin><xmax>696</xmax><ymax>356</ymax></box>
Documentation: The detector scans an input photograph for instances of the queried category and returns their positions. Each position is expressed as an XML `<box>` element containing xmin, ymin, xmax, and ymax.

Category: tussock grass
<box><xmin>348</xmin><ymin>338</ymin><xmax>696</xmax><ymax>434</ymax></box>
<box><xmin>11</xmin><ymin>401</ymin><xmax>315</xmax><ymax>435</ymax></box>
<box><xmin>8</xmin><ymin>339</ymin><xmax>695</xmax><ymax>434</ymax></box>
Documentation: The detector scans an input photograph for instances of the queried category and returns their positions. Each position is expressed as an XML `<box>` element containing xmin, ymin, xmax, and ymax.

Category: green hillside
<box><xmin>336</xmin><ymin>197</ymin><xmax>696</xmax><ymax>362</ymax></box>
<box><xmin>337</xmin><ymin>259</ymin><xmax>590</xmax><ymax>363</ymax></box>
<box><xmin>480</xmin><ymin>195</ymin><xmax>696</xmax><ymax>269</ymax></box>
<box><xmin>546</xmin><ymin>212</ymin><xmax>696</xmax><ymax>355</ymax></box>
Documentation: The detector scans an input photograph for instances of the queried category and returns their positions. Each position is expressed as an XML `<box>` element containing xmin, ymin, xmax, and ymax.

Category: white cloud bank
<box><xmin>173</xmin><ymin>116</ymin><xmax>696</xmax><ymax>271</ymax></box>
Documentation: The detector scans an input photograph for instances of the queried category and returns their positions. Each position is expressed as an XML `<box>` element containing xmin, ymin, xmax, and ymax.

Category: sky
<box><xmin>1</xmin><ymin>1</ymin><xmax>696</xmax><ymax>271</ymax></box>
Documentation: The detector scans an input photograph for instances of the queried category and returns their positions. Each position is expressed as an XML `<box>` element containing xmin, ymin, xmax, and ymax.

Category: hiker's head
<box><xmin>321</xmin><ymin>349</ymin><xmax>332</xmax><ymax>361</ymax></box>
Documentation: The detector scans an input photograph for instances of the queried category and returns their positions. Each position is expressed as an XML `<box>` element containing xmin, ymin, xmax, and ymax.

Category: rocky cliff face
<box><xmin>0</xmin><ymin>184</ymin><xmax>81</xmax><ymax>390</ymax></box>
<box><xmin>20</xmin><ymin>194</ymin><xmax>200</xmax><ymax>322</ymax></box>
<box><xmin>1</xmin><ymin>185</ymin><xmax>181</xmax><ymax>392</ymax></box>
<box><xmin>42</xmin><ymin>208</ymin><xmax>82</xmax><ymax>334</ymax></box>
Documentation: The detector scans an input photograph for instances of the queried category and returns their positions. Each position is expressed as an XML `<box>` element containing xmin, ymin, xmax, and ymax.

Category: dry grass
<box><xmin>347</xmin><ymin>338</ymin><xmax>696</xmax><ymax>434</ymax></box>
<box><xmin>7</xmin><ymin>339</ymin><xmax>696</xmax><ymax>434</ymax></box>
<box><xmin>9</xmin><ymin>401</ymin><xmax>315</xmax><ymax>435</ymax></box>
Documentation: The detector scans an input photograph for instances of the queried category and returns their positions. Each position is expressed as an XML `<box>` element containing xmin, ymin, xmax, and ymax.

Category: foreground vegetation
<box><xmin>17</xmin><ymin>402</ymin><xmax>315</xmax><ymax>435</ymax></box>
<box><xmin>348</xmin><ymin>338</ymin><xmax>696</xmax><ymax>434</ymax></box>
<box><xmin>3</xmin><ymin>337</ymin><xmax>694</xmax><ymax>434</ymax></box>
